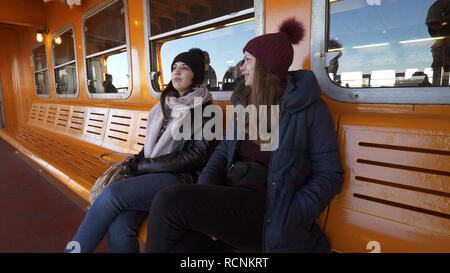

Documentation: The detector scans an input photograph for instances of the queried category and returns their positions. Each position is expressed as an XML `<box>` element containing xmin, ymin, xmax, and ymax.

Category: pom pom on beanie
<box><xmin>279</xmin><ymin>17</ymin><xmax>305</xmax><ymax>44</ymax></box>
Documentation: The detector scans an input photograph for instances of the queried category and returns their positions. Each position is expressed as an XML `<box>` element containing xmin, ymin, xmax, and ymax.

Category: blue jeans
<box><xmin>65</xmin><ymin>172</ymin><xmax>180</xmax><ymax>253</ymax></box>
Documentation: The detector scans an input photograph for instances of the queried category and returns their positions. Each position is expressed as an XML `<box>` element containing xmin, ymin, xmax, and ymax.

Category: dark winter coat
<box><xmin>198</xmin><ymin>70</ymin><xmax>344</xmax><ymax>252</ymax></box>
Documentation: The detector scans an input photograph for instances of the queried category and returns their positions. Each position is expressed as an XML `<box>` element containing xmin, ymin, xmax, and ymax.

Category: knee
<box><xmin>107</xmin><ymin>213</ymin><xmax>143</xmax><ymax>253</ymax></box>
<box><xmin>150</xmin><ymin>184</ymin><xmax>191</xmax><ymax>215</ymax></box>
<box><xmin>108</xmin><ymin>214</ymin><xmax>135</xmax><ymax>237</ymax></box>
<box><xmin>96</xmin><ymin>182</ymin><xmax>121</xmax><ymax>205</ymax></box>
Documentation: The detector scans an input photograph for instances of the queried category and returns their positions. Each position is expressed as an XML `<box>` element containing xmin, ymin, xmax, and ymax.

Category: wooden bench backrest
<box><xmin>26</xmin><ymin>101</ymin><xmax>330</xmax><ymax>231</ymax></box>
<box><xmin>325</xmin><ymin>113</ymin><xmax>450</xmax><ymax>252</ymax></box>
<box><xmin>28</xmin><ymin>102</ymin><xmax>150</xmax><ymax>154</ymax></box>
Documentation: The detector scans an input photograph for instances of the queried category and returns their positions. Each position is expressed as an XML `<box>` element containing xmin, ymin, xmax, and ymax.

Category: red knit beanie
<box><xmin>243</xmin><ymin>17</ymin><xmax>305</xmax><ymax>77</ymax></box>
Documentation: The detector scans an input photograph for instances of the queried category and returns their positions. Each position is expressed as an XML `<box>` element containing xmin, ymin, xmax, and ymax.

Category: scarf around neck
<box><xmin>144</xmin><ymin>85</ymin><xmax>212</xmax><ymax>158</ymax></box>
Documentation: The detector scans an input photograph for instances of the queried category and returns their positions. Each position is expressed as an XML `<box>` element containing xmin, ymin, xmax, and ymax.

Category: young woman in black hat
<box><xmin>65</xmin><ymin>48</ymin><xmax>217</xmax><ymax>253</ymax></box>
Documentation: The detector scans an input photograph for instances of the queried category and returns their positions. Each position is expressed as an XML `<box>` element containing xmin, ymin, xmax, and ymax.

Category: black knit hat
<box><xmin>171</xmin><ymin>48</ymin><xmax>205</xmax><ymax>87</ymax></box>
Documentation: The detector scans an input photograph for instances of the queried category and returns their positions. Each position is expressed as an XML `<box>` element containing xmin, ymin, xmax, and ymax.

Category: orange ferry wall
<box><xmin>0</xmin><ymin>23</ymin><xmax>40</xmax><ymax>129</ymax></box>
<box><xmin>0</xmin><ymin>0</ymin><xmax>46</xmax><ymax>27</ymax></box>
<box><xmin>0</xmin><ymin>0</ymin><xmax>448</xmax><ymax>252</ymax></box>
<box><xmin>0</xmin><ymin>26</ymin><xmax>22</xmax><ymax>129</ymax></box>
<box><xmin>0</xmin><ymin>0</ymin><xmax>159</xmax><ymax>129</ymax></box>
<box><xmin>265</xmin><ymin>0</ymin><xmax>312</xmax><ymax>71</ymax></box>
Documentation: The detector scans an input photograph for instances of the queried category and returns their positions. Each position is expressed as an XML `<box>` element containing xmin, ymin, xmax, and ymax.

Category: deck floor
<box><xmin>0</xmin><ymin>137</ymin><xmax>108</xmax><ymax>253</ymax></box>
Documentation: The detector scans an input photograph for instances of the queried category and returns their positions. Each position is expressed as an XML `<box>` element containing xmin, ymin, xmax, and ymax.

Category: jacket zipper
<box><xmin>228</xmin><ymin>140</ymin><xmax>240</xmax><ymax>172</ymax></box>
<box><xmin>262</xmin><ymin>150</ymin><xmax>274</xmax><ymax>253</ymax></box>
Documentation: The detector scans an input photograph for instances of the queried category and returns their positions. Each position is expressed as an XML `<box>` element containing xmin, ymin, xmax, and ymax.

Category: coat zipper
<box><xmin>262</xmin><ymin>150</ymin><xmax>274</xmax><ymax>253</ymax></box>
<box><xmin>228</xmin><ymin>140</ymin><xmax>240</xmax><ymax>172</ymax></box>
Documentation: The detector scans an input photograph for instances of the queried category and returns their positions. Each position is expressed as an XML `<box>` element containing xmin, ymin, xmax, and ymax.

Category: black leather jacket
<box><xmin>133</xmin><ymin>101</ymin><xmax>218</xmax><ymax>184</ymax></box>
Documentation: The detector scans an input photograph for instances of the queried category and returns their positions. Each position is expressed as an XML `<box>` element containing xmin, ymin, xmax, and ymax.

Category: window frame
<box><xmin>143</xmin><ymin>0</ymin><xmax>265</xmax><ymax>101</ymax></box>
<box><xmin>310</xmin><ymin>0</ymin><xmax>450</xmax><ymax>104</ymax></box>
<box><xmin>31</xmin><ymin>42</ymin><xmax>51</xmax><ymax>98</ymax></box>
<box><xmin>51</xmin><ymin>23</ymin><xmax>79</xmax><ymax>99</ymax></box>
<box><xmin>81</xmin><ymin>0</ymin><xmax>132</xmax><ymax>100</ymax></box>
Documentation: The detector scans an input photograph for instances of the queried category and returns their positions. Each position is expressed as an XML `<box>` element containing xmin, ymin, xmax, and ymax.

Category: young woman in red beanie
<box><xmin>145</xmin><ymin>18</ymin><xmax>344</xmax><ymax>253</ymax></box>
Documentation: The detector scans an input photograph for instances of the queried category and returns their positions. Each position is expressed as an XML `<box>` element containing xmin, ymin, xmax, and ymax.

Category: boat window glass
<box><xmin>147</xmin><ymin>0</ymin><xmax>254</xmax><ymax>95</ymax></box>
<box><xmin>32</xmin><ymin>43</ymin><xmax>51</xmax><ymax>96</ymax></box>
<box><xmin>83</xmin><ymin>0</ymin><xmax>131</xmax><ymax>98</ymax></box>
<box><xmin>149</xmin><ymin>0</ymin><xmax>253</xmax><ymax>36</ymax></box>
<box><xmin>159</xmin><ymin>19</ymin><xmax>254</xmax><ymax>91</ymax></box>
<box><xmin>52</xmin><ymin>27</ymin><xmax>78</xmax><ymax>96</ymax></box>
<box><xmin>328</xmin><ymin>0</ymin><xmax>449</xmax><ymax>88</ymax></box>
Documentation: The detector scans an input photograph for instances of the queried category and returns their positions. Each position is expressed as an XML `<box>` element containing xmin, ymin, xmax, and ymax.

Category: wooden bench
<box><xmin>326</xmin><ymin>113</ymin><xmax>450</xmax><ymax>252</ymax></box>
<box><xmin>0</xmin><ymin>102</ymin><xmax>152</xmax><ymax>242</ymax></box>
<box><xmin>0</xmin><ymin>100</ymin><xmax>330</xmax><ymax>251</ymax></box>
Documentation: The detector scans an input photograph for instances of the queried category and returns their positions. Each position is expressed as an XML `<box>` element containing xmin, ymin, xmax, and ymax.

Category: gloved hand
<box><xmin>119</xmin><ymin>156</ymin><xmax>140</xmax><ymax>177</ymax></box>
<box><xmin>136</xmin><ymin>148</ymin><xmax>145</xmax><ymax>159</ymax></box>
<box><xmin>119</xmin><ymin>154</ymin><xmax>156</xmax><ymax>177</ymax></box>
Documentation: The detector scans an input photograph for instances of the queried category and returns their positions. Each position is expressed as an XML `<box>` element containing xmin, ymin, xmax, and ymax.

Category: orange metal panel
<box><xmin>326</xmin><ymin>206</ymin><xmax>450</xmax><ymax>253</ymax></box>
<box><xmin>102</xmin><ymin>108</ymin><xmax>138</xmax><ymax>153</ymax></box>
<box><xmin>0</xmin><ymin>0</ymin><xmax>46</xmax><ymax>27</ymax></box>
<box><xmin>265</xmin><ymin>0</ymin><xmax>311</xmax><ymax>70</ymax></box>
<box><xmin>67</xmin><ymin>106</ymin><xmax>88</xmax><ymax>139</ymax></box>
<box><xmin>326</xmin><ymin>113</ymin><xmax>450</xmax><ymax>252</ymax></box>
<box><xmin>54</xmin><ymin>104</ymin><xmax>71</xmax><ymax>134</ymax></box>
<box><xmin>44</xmin><ymin>104</ymin><xmax>59</xmax><ymax>130</ymax></box>
<box><xmin>130</xmin><ymin>110</ymin><xmax>150</xmax><ymax>154</ymax></box>
<box><xmin>83</xmin><ymin>107</ymin><xmax>110</xmax><ymax>146</ymax></box>
<box><xmin>0</xmin><ymin>26</ymin><xmax>23</xmax><ymax>129</ymax></box>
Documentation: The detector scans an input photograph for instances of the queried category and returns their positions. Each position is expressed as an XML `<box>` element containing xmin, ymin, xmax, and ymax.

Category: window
<box><xmin>159</xmin><ymin>19</ymin><xmax>254</xmax><ymax>91</ymax></box>
<box><xmin>82</xmin><ymin>0</ymin><xmax>131</xmax><ymax>99</ymax></box>
<box><xmin>311</xmin><ymin>0</ymin><xmax>450</xmax><ymax>104</ymax></box>
<box><xmin>32</xmin><ymin>43</ymin><xmax>51</xmax><ymax>97</ymax></box>
<box><xmin>52</xmin><ymin>25</ymin><xmax>78</xmax><ymax>98</ymax></box>
<box><xmin>145</xmin><ymin>0</ymin><xmax>263</xmax><ymax>101</ymax></box>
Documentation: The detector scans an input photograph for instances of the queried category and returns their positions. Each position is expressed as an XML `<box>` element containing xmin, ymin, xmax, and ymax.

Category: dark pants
<box><xmin>145</xmin><ymin>184</ymin><xmax>266</xmax><ymax>253</ymax></box>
